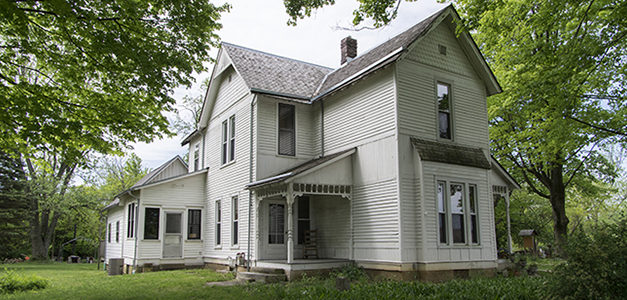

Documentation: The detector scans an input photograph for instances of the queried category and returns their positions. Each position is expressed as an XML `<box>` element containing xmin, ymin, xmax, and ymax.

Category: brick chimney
<box><xmin>341</xmin><ymin>36</ymin><xmax>357</xmax><ymax>64</ymax></box>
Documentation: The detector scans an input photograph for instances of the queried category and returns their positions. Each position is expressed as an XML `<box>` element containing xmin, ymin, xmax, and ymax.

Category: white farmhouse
<box><xmin>104</xmin><ymin>5</ymin><xmax>519</xmax><ymax>281</ymax></box>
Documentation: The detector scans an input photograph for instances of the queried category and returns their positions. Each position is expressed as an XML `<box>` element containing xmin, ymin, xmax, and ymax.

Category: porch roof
<box><xmin>246</xmin><ymin>148</ymin><xmax>355</xmax><ymax>189</ymax></box>
<box><xmin>410</xmin><ymin>137</ymin><xmax>491</xmax><ymax>169</ymax></box>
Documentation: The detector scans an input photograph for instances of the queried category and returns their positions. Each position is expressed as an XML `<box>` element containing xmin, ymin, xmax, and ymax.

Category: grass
<box><xmin>0</xmin><ymin>262</ymin><xmax>236</xmax><ymax>299</ymax></box>
<box><xmin>0</xmin><ymin>262</ymin><xmax>552</xmax><ymax>299</ymax></box>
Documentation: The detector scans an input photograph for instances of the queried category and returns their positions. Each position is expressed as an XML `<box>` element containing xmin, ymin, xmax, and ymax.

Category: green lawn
<box><xmin>1</xmin><ymin>262</ymin><xmax>548</xmax><ymax>299</ymax></box>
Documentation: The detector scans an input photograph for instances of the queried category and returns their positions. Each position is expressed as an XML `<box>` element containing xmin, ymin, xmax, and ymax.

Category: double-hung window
<box><xmin>193</xmin><ymin>144</ymin><xmax>200</xmax><ymax>171</ymax></box>
<box><xmin>108</xmin><ymin>223</ymin><xmax>112</xmax><ymax>243</ymax></box>
<box><xmin>437</xmin><ymin>83</ymin><xmax>452</xmax><ymax>139</ymax></box>
<box><xmin>221</xmin><ymin>116</ymin><xmax>236</xmax><ymax>165</ymax></box>
<box><xmin>127</xmin><ymin>203</ymin><xmax>136</xmax><ymax>238</ymax></box>
<box><xmin>278</xmin><ymin>103</ymin><xmax>295</xmax><ymax>156</ymax></box>
<box><xmin>437</xmin><ymin>181</ymin><xmax>479</xmax><ymax>245</ymax></box>
<box><xmin>115</xmin><ymin>221</ymin><xmax>120</xmax><ymax>243</ymax></box>
<box><xmin>232</xmin><ymin>196</ymin><xmax>238</xmax><ymax>245</ymax></box>
<box><xmin>188</xmin><ymin>209</ymin><xmax>201</xmax><ymax>240</ymax></box>
<box><xmin>215</xmin><ymin>201</ymin><xmax>221</xmax><ymax>246</ymax></box>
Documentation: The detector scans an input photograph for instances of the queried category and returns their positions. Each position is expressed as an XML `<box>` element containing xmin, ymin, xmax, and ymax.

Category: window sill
<box><xmin>220</xmin><ymin>160</ymin><xmax>236</xmax><ymax>169</ymax></box>
<box><xmin>142</xmin><ymin>239</ymin><xmax>160</xmax><ymax>242</ymax></box>
<box><xmin>186</xmin><ymin>239</ymin><xmax>202</xmax><ymax>242</ymax></box>
<box><xmin>214</xmin><ymin>246</ymin><xmax>222</xmax><ymax>250</ymax></box>
<box><xmin>275</xmin><ymin>154</ymin><xmax>298</xmax><ymax>159</ymax></box>
<box><xmin>230</xmin><ymin>246</ymin><xmax>240</xmax><ymax>250</ymax></box>
<box><xmin>438</xmin><ymin>244</ymin><xmax>482</xmax><ymax>249</ymax></box>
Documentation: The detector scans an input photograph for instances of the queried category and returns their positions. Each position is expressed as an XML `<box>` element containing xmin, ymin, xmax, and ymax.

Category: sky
<box><xmin>131</xmin><ymin>0</ymin><xmax>447</xmax><ymax>169</ymax></box>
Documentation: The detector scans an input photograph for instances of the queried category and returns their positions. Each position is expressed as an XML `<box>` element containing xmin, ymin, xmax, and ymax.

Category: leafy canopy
<box><xmin>0</xmin><ymin>0</ymin><xmax>229</xmax><ymax>164</ymax></box>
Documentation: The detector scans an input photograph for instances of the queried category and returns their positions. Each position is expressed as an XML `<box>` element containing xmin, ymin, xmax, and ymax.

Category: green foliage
<box><xmin>0</xmin><ymin>0</ymin><xmax>230</xmax><ymax>164</ymax></box>
<box><xmin>0</xmin><ymin>268</ymin><xmax>48</xmax><ymax>294</ymax></box>
<box><xmin>331</xmin><ymin>263</ymin><xmax>368</xmax><ymax>281</ymax></box>
<box><xmin>248</xmin><ymin>275</ymin><xmax>545</xmax><ymax>300</ymax></box>
<box><xmin>546</xmin><ymin>213</ymin><xmax>627</xmax><ymax>299</ymax></box>
<box><xmin>0</xmin><ymin>152</ymin><xmax>29</xmax><ymax>259</ymax></box>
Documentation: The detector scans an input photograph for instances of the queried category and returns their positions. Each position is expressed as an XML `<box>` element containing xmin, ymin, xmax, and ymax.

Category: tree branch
<box><xmin>567</xmin><ymin>116</ymin><xmax>627</xmax><ymax>137</ymax></box>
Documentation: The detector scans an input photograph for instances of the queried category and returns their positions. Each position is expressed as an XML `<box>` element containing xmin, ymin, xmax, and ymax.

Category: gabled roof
<box><xmin>131</xmin><ymin>156</ymin><xmax>187</xmax><ymax>188</ymax></box>
<box><xmin>410</xmin><ymin>137</ymin><xmax>491</xmax><ymax>169</ymax></box>
<box><xmin>222</xmin><ymin>43</ymin><xmax>333</xmax><ymax>99</ymax></box>
<box><xmin>247</xmin><ymin>148</ymin><xmax>355</xmax><ymax>189</ymax></box>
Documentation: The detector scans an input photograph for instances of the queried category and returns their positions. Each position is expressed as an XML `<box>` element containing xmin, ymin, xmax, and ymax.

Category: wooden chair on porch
<box><xmin>303</xmin><ymin>229</ymin><xmax>318</xmax><ymax>259</ymax></box>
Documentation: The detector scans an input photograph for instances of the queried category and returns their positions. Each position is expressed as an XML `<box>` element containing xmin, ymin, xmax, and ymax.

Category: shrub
<box><xmin>546</xmin><ymin>214</ymin><xmax>627</xmax><ymax>299</ymax></box>
<box><xmin>0</xmin><ymin>268</ymin><xmax>49</xmax><ymax>294</ymax></box>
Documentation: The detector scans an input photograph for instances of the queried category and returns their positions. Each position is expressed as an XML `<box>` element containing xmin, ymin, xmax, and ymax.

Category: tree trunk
<box><xmin>549</xmin><ymin>163</ymin><xmax>569</xmax><ymax>257</ymax></box>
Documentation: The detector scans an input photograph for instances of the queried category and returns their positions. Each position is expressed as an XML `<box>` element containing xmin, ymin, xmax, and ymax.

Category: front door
<box><xmin>163</xmin><ymin>212</ymin><xmax>182</xmax><ymax>258</ymax></box>
<box><xmin>264</xmin><ymin>200</ymin><xmax>286</xmax><ymax>259</ymax></box>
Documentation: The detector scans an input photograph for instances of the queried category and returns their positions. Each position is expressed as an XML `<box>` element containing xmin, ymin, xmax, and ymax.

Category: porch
<box><xmin>247</xmin><ymin>148</ymin><xmax>355</xmax><ymax>265</ymax></box>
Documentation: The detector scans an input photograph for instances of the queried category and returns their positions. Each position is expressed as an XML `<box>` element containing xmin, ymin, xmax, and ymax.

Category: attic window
<box><xmin>228</xmin><ymin>74</ymin><xmax>232</xmax><ymax>82</ymax></box>
<box><xmin>438</xmin><ymin>44</ymin><xmax>447</xmax><ymax>55</ymax></box>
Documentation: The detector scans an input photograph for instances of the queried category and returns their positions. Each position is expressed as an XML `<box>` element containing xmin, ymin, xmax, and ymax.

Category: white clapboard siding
<box><xmin>396</xmin><ymin>21</ymin><xmax>489</xmax><ymax>149</ymax></box>
<box><xmin>204</xmin><ymin>94</ymin><xmax>255</xmax><ymax>260</ymax></box>
<box><xmin>135</xmin><ymin>173</ymin><xmax>206</xmax><ymax>260</ymax></box>
<box><xmin>321</xmin><ymin>67</ymin><xmax>397</xmax><ymax>154</ymax></box>
<box><xmin>396</xmin><ymin>136</ymin><xmax>420</xmax><ymax>262</ymax></box>
<box><xmin>419</xmin><ymin>161</ymin><xmax>495</xmax><ymax>262</ymax></box>
<box><xmin>312</xmin><ymin>195</ymin><xmax>351</xmax><ymax>259</ymax></box>
<box><xmin>105</xmin><ymin>206</ymin><xmax>124</xmax><ymax>262</ymax></box>
<box><xmin>208</xmin><ymin>67</ymin><xmax>250</xmax><ymax>123</ymax></box>
<box><xmin>151</xmin><ymin>160</ymin><xmax>187</xmax><ymax>183</ymax></box>
<box><xmin>255</xmin><ymin>96</ymin><xmax>317</xmax><ymax>179</ymax></box>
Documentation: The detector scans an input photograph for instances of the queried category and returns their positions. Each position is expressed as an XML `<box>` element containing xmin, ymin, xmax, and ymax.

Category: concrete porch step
<box><xmin>236</xmin><ymin>271</ymin><xmax>287</xmax><ymax>283</ymax></box>
<box><xmin>249</xmin><ymin>267</ymin><xmax>285</xmax><ymax>274</ymax></box>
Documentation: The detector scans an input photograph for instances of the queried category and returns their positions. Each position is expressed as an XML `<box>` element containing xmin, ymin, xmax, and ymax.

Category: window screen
<box><xmin>188</xmin><ymin>209</ymin><xmax>201</xmax><ymax>240</ymax></box>
<box><xmin>144</xmin><ymin>207</ymin><xmax>160</xmax><ymax>240</ymax></box>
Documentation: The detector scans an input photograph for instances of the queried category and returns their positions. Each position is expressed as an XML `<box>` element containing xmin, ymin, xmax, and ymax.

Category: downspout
<box><xmin>247</xmin><ymin>94</ymin><xmax>257</xmax><ymax>271</ymax></box>
<box><xmin>320</xmin><ymin>100</ymin><xmax>324</xmax><ymax>156</ymax></box>
<box><xmin>126</xmin><ymin>190</ymin><xmax>140</xmax><ymax>274</ymax></box>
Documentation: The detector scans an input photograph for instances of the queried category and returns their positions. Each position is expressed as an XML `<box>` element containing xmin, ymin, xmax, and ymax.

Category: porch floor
<box><xmin>255</xmin><ymin>259</ymin><xmax>351</xmax><ymax>271</ymax></box>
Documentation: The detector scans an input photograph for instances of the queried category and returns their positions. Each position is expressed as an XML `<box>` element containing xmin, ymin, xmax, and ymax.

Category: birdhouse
<box><xmin>518</xmin><ymin>229</ymin><xmax>537</xmax><ymax>254</ymax></box>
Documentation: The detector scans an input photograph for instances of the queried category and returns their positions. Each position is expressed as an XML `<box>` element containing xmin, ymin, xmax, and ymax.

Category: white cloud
<box><xmin>131</xmin><ymin>0</ymin><xmax>445</xmax><ymax>169</ymax></box>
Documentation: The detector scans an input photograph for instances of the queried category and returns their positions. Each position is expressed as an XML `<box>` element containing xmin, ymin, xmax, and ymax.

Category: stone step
<box><xmin>236</xmin><ymin>272</ymin><xmax>287</xmax><ymax>283</ymax></box>
<box><xmin>249</xmin><ymin>267</ymin><xmax>285</xmax><ymax>275</ymax></box>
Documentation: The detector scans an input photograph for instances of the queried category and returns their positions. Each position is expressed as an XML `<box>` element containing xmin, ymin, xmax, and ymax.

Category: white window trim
<box><xmin>221</xmin><ymin>115</ymin><xmax>236</xmax><ymax>166</ymax></box>
<box><xmin>436</xmin><ymin>179</ymin><xmax>481</xmax><ymax>248</ymax></box>
<box><xmin>231</xmin><ymin>195</ymin><xmax>239</xmax><ymax>247</ymax></box>
<box><xmin>435</xmin><ymin>80</ymin><xmax>455</xmax><ymax>142</ymax></box>
<box><xmin>186</xmin><ymin>208</ymin><xmax>202</xmax><ymax>241</ymax></box>
<box><xmin>215</xmin><ymin>200</ymin><xmax>222</xmax><ymax>247</ymax></box>
<box><xmin>276</xmin><ymin>102</ymin><xmax>297</xmax><ymax>157</ymax></box>
<box><xmin>126</xmin><ymin>202</ymin><xmax>136</xmax><ymax>239</ymax></box>
<box><xmin>142</xmin><ymin>206</ymin><xmax>161</xmax><ymax>241</ymax></box>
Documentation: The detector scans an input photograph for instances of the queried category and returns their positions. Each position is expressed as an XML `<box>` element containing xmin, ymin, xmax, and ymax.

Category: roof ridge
<box><xmin>312</xmin><ymin>4</ymin><xmax>451</xmax><ymax>96</ymax></box>
<box><xmin>221</xmin><ymin>42</ymin><xmax>333</xmax><ymax>71</ymax></box>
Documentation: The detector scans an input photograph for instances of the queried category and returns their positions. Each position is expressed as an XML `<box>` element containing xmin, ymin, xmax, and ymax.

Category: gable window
<box><xmin>278</xmin><ymin>103</ymin><xmax>295</xmax><ymax>156</ymax></box>
<box><xmin>127</xmin><ymin>203</ymin><xmax>136</xmax><ymax>238</ymax></box>
<box><xmin>232</xmin><ymin>196</ymin><xmax>238</xmax><ymax>245</ymax></box>
<box><xmin>108</xmin><ymin>223</ymin><xmax>112</xmax><ymax>243</ymax></box>
<box><xmin>144</xmin><ymin>207</ymin><xmax>160</xmax><ymax>240</ymax></box>
<box><xmin>437</xmin><ymin>180</ymin><xmax>480</xmax><ymax>245</ymax></box>
<box><xmin>115</xmin><ymin>221</ymin><xmax>120</xmax><ymax>243</ymax></box>
<box><xmin>297</xmin><ymin>196</ymin><xmax>310</xmax><ymax>245</ymax></box>
<box><xmin>215</xmin><ymin>201</ymin><xmax>221</xmax><ymax>245</ymax></box>
<box><xmin>437</xmin><ymin>83</ymin><xmax>452</xmax><ymax>139</ymax></box>
<box><xmin>221</xmin><ymin>115</ymin><xmax>236</xmax><ymax>165</ymax></box>
<box><xmin>188</xmin><ymin>209</ymin><xmax>201</xmax><ymax>240</ymax></box>
<box><xmin>193</xmin><ymin>144</ymin><xmax>200</xmax><ymax>171</ymax></box>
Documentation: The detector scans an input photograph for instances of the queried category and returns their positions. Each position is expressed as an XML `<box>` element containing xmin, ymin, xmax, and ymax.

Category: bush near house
<box><xmin>545</xmin><ymin>214</ymin><xmax>627</xmax><ymax>299</ymax></box>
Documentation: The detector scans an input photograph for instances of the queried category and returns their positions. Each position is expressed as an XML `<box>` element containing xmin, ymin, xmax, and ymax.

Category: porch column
<box><xmin>254</xmin><ymin>196</ymin><xmax>261</xmax><ymax>262</ymax></box>
<box><xmin>286</xmin><ymin>183</ymin><xmax>294</xmax><ymax>264</ymax></box>
<box><xmin>506</xmin><ymin>191</ymin><xmax>512</xmax><ymax>254</ymax></box>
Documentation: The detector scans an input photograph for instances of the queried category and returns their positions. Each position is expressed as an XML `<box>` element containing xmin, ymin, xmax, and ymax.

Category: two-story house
<box><xmin>104</xmin><ymin>5</ymin><xmax>519</xmax><ymax>281</ymax></box>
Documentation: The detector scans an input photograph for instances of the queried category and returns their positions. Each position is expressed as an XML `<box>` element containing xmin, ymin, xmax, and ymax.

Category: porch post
<box><xmin>254</xmin><ymin>196</ymin><xmax>261</xmax><ymax>263</ymax></box>
<box><xmin>286</xmin><ymin>183</ymin><xmax>294</xmax><ymax>264</ymax></box>
<box><xmin>506</xmin><ymin>191</ymin><xmax>513</xmax><ymax>254</ymax></box>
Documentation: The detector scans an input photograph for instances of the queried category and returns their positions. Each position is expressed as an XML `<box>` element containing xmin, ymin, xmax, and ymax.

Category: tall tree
<box><xmin>0</xmin><ymin>152</ymin><xmax>29</xmax><ymax>259</ymax></box>
<box><xmin>1</xmin><ymin>0</ymin><xmax>228</xmax><ymax>259</ymax></box>
<box><xmin>283</xmin><ymin>0</ymin><xmax>626</xmax><ymax>256</ymax></box>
